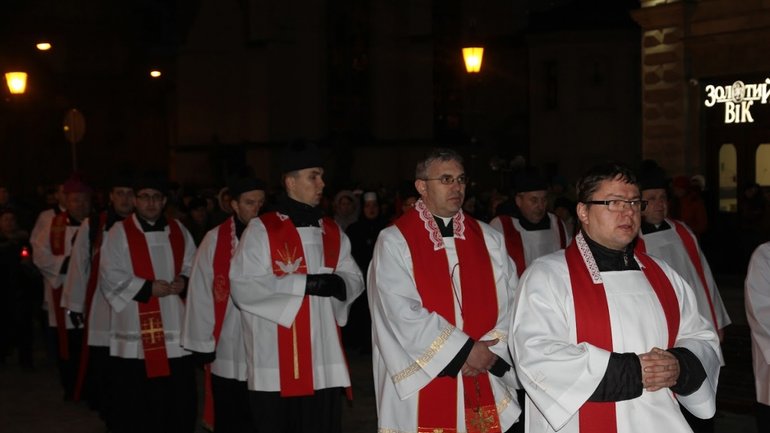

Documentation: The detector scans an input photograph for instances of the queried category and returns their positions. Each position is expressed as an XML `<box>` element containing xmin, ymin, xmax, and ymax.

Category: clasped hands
<box><xmin>639</xmin><ymin>347</ymin><xmax>680</xmax><ymax>391</ymax></box>
<box><xmin>461</xmin><ymin>338</ymin><xmax>499</xmax><ymax>377</ymax></box>
<box><xmin>151</xmin><ymin>276</ymin><xmax>186</xmax><ymax>297</ymax></box>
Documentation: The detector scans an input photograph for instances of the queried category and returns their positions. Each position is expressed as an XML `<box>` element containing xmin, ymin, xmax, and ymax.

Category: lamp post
<box><xmin>5</xmin><ymin>72</ymin><xmax>28</xmax><ymax>95</ymax></box>
<box><xmin>461</xmin><ymin>42</ymin><xmax>483</xmax><ymax>142</ymax></box>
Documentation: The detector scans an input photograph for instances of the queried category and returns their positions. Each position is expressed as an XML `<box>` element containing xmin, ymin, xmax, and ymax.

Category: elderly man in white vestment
<box><xmin>637</xmin><ymin>162</ymin><xmax>730</xmax><ymax>343</ymax></box>
<box><xmin>369</xmin><ymin>148</ymin><xmax>521</xmax><ymax>433</ymax></box>
<box><xmin>229</xmin><ymin>142</ymin><xmax>364</xmax><ymax>433</ymax></box>
<box><xmin>745</xmin><ymin>241</ymin><xmax>770</xmax><ymax>433</ymax></box>
<box><xmin>510</xmin><ymin>162</ymin><xmax>721</xmax><ymax>433</ymax></box>
<box><xmin>490</xmin><ymin>171</ymin><xmax>571</xmax><ymax>278</ymax></box>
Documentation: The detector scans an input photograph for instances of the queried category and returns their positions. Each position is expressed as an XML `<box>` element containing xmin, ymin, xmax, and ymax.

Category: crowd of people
<box><xmin>0</xmin><ymin>144</ymin><xmax>769</xmax><ymax>433</ymax></box>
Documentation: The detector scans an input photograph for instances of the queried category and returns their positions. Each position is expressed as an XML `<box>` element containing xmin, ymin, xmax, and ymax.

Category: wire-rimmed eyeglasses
<box><xmin>583</xmin><ymin>199</ymin><xmax>648</xmax><ymax>212</ymax></box>
<box><xmin>420</xmin><ymin>175</ymin><xmax>468</xmax><ymax>185</ymax></box>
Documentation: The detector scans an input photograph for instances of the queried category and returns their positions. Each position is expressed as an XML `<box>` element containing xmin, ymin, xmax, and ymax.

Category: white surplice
<box><xmin>510</xmin><ymin>235</ymin><xmax>721</xmax><ymax>433</ymax></box>
<box><xmin>30</xmin><ymin>207</ymin><xmax>79</xmax><ymax>329</ymax></box>
<box><xmin>229</xmin><ymin>216</ymin><xmax>364</xmax><ymax>392</ymax></box>
<box><xmin>368</xmin><ymin>212</ymin><xmax>521</xmax><ymax>433</ymax></box>
<box><xmin>641</xmin><ymin>218</ymin><xmax>731</xmax><ymax>331</ymax></box>
<box><xmin>182</xmin><ymin>218</ymin><xmax>247</xmax><ymax>381</ymax></box>
<box><xmin>99</xmin><ymin>215</ymin><xmax>196</xmax><ymax>359</ymax></box>
<box><xmin>489</xmin><ymin>213</ymin><xmax>571</xmax><ymax>267</ymax></box>
<box><xmin>746</xmin><ymin>242</ymin><xmax>770</xmax><ymax>405</ymax></box>
<box><xmin>62</xmin><ymin>217</ymin><xmax>112</xmax><ymax>346</ymax></box>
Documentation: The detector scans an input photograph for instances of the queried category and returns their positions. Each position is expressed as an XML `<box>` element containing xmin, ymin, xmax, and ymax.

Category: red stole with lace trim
<box><xmin>50</xmin><ymin>211</ymin><xmax>71</xmax><ymax>359</ymax></box>
<box><xmin>636</xmin><ymin>220</ymin><xmax>719</xmax><ymax>330</ymax></box>
<box><xmin>567</xmin><ymin>234</ymin><xmax>680</xmax><ymax>433</ymax></box>
<box><xmin>73</xmin><ymin>212</ymin><xmax>108</xmax><ymax>401</ymax></box>
<box><xmin>124</xmin><ymin>215</ymin><xmax>185</xmax><ymax>378</ymax></box>
<box><xmin>261</xmin><ymin>212</ymin><xmax>341</xmax><ymax>397</ymax></box>
<box><xmin>395</xmin><ymin>207</ymin><xmax>501</xmax><ymax>433</ymax></box>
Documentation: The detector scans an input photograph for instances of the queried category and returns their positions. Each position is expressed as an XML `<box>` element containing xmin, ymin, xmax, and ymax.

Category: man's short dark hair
<box><xmin>415</xmin><ymin>148</ymin><xmax>464</xmax><ymax>180</ymax></box>
<box><xmin>576</xmin><ymin>162</ymin><xmax>639</xmax><ymax>203</ymax></box>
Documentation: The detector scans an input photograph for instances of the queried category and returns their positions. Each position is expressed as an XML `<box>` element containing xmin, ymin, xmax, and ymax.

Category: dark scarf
<box><xmin>275</xmin><ymin>196</ymin><xmax>324</xmax><ymax>227</ymax></box>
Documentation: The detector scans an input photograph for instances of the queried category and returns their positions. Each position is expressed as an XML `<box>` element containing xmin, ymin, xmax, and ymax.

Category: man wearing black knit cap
<box><xmin>230</xmin><ymin>142</ymin><xmax>364</xmax><ymax>433</ymax></box>
<box><xmin>182</xmin><ymin>174</ymin><xmax>267</xmax><ymax>433</ymax></box>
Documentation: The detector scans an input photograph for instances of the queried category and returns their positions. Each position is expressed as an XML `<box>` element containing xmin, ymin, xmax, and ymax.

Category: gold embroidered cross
<box><xmin>467</xmin><ymin>409</ymin><xmax>496</xmax><ymax>433</ymax></box>
<box><xmin>142</xmin><ymin>317</ymin><xmax>164</xmax><ymax>344</ymax></box>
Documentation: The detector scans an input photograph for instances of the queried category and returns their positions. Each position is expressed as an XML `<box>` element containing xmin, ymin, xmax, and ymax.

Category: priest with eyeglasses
<box><xmin>368</xmin><ymin>148</ymin><xmax>521</xmax><ymax>433</ymax></box>
<box><xmin>509</xmin><ymin>162</ymin><xmax>720</xmax><ymax>433</ymax></box>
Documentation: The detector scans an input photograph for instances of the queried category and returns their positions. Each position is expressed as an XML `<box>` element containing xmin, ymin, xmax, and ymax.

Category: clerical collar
<box><xmin>582</xmin><ymin>231</ymin><xmax>639</xmax><ymax>271</ymax></box>
<box><xmin>234</xmin><ymin>216</ymin><xmax>248</xmax><ymax>239</ymax></box>
<box><xmin>275</xmin><ymin>196</ymin><xmax>323</xmax><ymax>227</ymax></box>
<box><xmin>640</xmin><ymin>219</ymin><xmax>671</xmax><ymax>234</ymax></box>
<box><xmin>518</xmin><ymin>214</ymin><xmax>551</xmax><ymax>231</ymax></box>
<box><xmin>433</xmin><ymin>215</ymin><xmax>454</xmax><ymax>238</ymax></box>
<box><xmin>137</xmin><ymin>214</ymin><xmax>168</xmax><ymax>232</ymax></box>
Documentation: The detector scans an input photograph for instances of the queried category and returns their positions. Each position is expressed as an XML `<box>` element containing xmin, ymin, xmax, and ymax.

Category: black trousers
<box><xmin>110</xmin><ymin>356</ymin><xmax>198</xmax><ymax>433</ymax></box>
<box><xmin>212</xmin><ymin>374</ymin><xmax>255</xmax><ymax>433</ymax></box>
<box><xmin>48</xmin><ymin>327</ymin><xmax>83</xmax><ymax>399</ymax></box>
<box><xmin>248</xmin><ymin>387</ymin><xmax>343</xmax><ymax>433</ymax></box>
<box><xmin>84</xmin><ymin>346</ymin><xmax>112</xmax><ymax>427</ymax></box>
<box><xmin>756</xmin><ymin>402</ymin><xmax>770</xmax><ymax>433</ymax></box>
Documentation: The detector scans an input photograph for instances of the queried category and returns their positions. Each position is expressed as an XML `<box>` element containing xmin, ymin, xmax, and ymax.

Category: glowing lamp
<box><xmin>36</xmin><ymin>42</ymin><xmax>52</xmax><ymax>51</ymax></box>
<box><xmin>5</xmin><ymin>72</ymin><xmax>28</xmax><ymax>94</ymax></box>
<box><xmin>462</xmin><ymin>47</ymin><xmax>484</xmax><ymax>74</ymax></box>
<box><xmin>20</xmin><ymin>246</ymin><xmax>30</xmax><ymax>258</ymax></box>
<box><xmin>150</xmin><ymin>70</ymin><xmax>162</xmax><ymax>78</ymax></box>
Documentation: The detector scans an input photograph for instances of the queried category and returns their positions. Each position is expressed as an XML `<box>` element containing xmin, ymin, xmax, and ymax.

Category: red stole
<box><xmin>261</xmin><ymin>212</ymin><xmax>341</xmax><ymax>397</ymax></box>
<box><xmin>202</xmin><ymin>218</ymin><xmax>236</xmax><ymax>428</ymax></box>
<box><xmin>636</xmin><ymin>220</ymin><xmax>719</xmax><ymax>330</ymax></box>
<box><xmin>123</xmin><ymin>215</ymin><xmax>185</xmax><ymax>378</ymax></box>
<box><xmin>567</xmin><ymin>234</ymin><xmax>680</xmax><ymax>433</ymax></box>
<box><xmin>499</xmin><ymin>217</ymin><xmax>525</xmax><ymax>277</ymax></box>
<box><xmin>50</xmin><ymin>211</ymin><xmax>71</xmax><ymax>359</ymax></box>
<box><xmin>73</xmin><ymin>212</ymin><xmax>108</xmax><ymax>401</ymax></box>
<box><xmin>395</xmin><ymin>207</ymin><xmax>501</xmax><ymax>433</ymax></box>
<box><xmin>499</xmin><ymin>214</ymin><xmax>567</xmax><ymax>277</ymax></box>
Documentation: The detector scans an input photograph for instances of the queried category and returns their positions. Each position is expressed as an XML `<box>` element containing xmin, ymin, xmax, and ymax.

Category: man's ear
<box><xmin>415</xmin><ymin>179</ymin><xmax>426</xmax><ymax>195</ymax></box>
<box><xmin>576</xmin><ymin>202</ymin><xmax>589</xmax><ymax>226</ymax></box>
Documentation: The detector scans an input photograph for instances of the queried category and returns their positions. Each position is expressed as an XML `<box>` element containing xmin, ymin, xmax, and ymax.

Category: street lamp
<box><xmin>462</xmin><ymin>47</ymin><xmax>484</xmax><ymax>74</ymax></box>
<box><xmin>5</xmin><ymin>72</ymin><xmax>28</xmax><ymax>95</ymax></box>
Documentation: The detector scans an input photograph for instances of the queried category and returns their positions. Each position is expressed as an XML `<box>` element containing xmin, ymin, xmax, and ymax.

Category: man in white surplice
<box><xmin>369</xmin><ymin>148</ymin><xmax>520</xmax><ymax>433</ymax></box>
<box><xmin>745</xmin><ymin>241</ymin><xmax>770</xmax><ymax>432</ymax></box>
<box><xmin>229</xmin><ymin>142</ymin><xmax>364</xmax><ymax>433</ymax></box>
<box><xmin>510</xmin><ymin>162</ymin><xmax>721</xmax><ymax>433</ymax></box>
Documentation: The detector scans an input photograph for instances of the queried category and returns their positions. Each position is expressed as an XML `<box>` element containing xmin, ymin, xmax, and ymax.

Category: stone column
<box><xmin>631</xmin><ymin>0</ymin><xmax>695</xmax><ymax>175</ymax></box>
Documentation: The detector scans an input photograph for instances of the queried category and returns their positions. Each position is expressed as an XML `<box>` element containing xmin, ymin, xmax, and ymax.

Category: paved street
<box><xmin>0</xmin><ymin>274</ymin><xmax>758</xmax><ymax>432</ymax></box>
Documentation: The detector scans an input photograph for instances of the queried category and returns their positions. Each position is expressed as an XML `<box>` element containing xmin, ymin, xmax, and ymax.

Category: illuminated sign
<box><xmin>704</xmin><ymin>79</ymin><xmax>770</xmax><ymax>124</ymax></box>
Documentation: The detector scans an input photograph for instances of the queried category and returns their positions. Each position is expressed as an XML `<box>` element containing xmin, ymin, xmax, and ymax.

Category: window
<box><xmin>755</xmin><ymin>144</ymin><xmax>770</xmax><ymax>186</ymax></box>
<box><xmin>719</xmin><ymin>143</ymin><xmax>737</xmax><ymax>212</ymax></box>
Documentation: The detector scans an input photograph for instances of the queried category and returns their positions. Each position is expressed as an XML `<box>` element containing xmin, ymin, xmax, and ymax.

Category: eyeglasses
<box><xmin>136</xmin><ymin>193</ymin><xmax>164</xmax><ymax>203</ymax></box>
<box><xmin>583</xmin><ymin>199</ymin><xmax>648</xmax><ymax>212</ymax></box>
<box><xmin>420</xmin><ymin>175</ymin><xmax>468</xmax><ymax>185</ymax></box>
